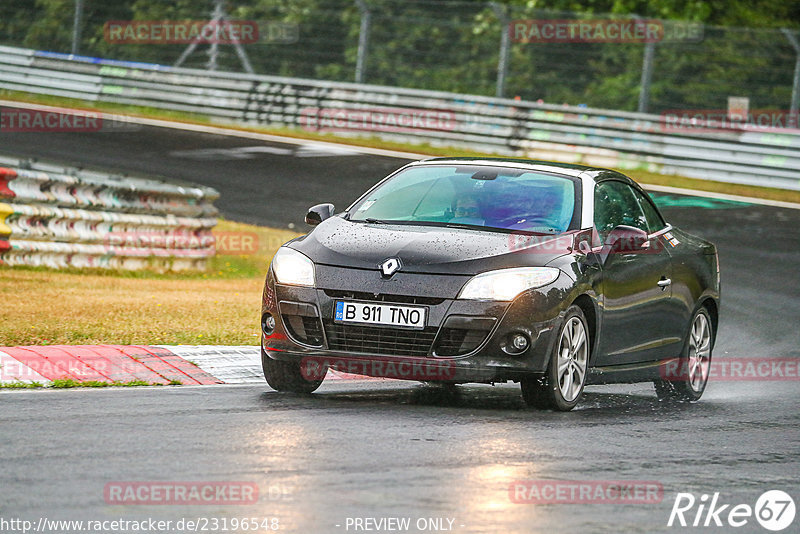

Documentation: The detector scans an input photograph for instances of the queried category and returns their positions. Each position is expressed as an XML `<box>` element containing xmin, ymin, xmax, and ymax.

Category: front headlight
<box><xmin>457</xmin><ymin>267</ymin><xmax>560</xmax><ymax>301</ymax></box>
<box><xmin>271</xmin><ymin>247</ymin><xmax>315</xmax><ymax>287</ymax></box>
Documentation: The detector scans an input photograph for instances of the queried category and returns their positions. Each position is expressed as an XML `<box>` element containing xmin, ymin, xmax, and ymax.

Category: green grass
<box><xmin>0</xmin><ymin>380</ymin><xmax>44</xmax><ymax>389</ymax></box>
<box><xmin>0</xmin><ymin>219</ymin><xmax>299</xmax><ymax>346</ymax></box>
<box><xmin>50</xmin><ymin>378</ymin><xmax>108</xmax><ymax>388</ymax></box>
<box><xmin>115</xmin><ymin>380</ymin><xmax>156</xmax><ymax>387</ymax></box>
<box><xmin>0</xmin><ymin>378</ymin><xmax>166</xmax><ymax>389</ymax></box>
<box><xmin>49</xmin><ymin>378</ymin><xmax>166</xmax><ymax>388</ymax></box>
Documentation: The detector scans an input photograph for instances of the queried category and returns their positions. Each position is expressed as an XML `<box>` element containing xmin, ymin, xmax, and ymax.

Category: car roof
<box><xmin>413</xmin><ymin>157</ymin><xmax>612</xmax><ymax>180</ymax></box>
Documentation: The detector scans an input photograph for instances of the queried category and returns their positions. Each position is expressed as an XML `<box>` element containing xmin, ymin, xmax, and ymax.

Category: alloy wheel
<box><xmin>687</xmin><ymin>312</ymin><xmax>711</xmax><ymax>392</ymax></box>
<box><xmin>557</xmin><ymin>317</ymin><xmax>588</xmax><ymax>402</ymax></box>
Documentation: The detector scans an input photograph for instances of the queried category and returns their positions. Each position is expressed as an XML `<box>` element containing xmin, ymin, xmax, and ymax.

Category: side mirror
<box><xmin>577</xmin><ymin>239</ymin><xmax>600</xmax><ymax>269</ymax></box>
<box><xmin>305</xmin><ymin>203</ymin><xmax>335</xmax><ymax>226</ymax></box>
<box><xmin>604</xmin><ymin>225</ymin><xmax>649</xmax><ymax>253</ymax></box>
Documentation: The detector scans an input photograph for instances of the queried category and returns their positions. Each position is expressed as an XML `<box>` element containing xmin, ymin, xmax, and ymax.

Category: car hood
<box><xmin>288</xmin><ymin>216</ymin><xmax>573</xmax><ymax>275</ymax></box>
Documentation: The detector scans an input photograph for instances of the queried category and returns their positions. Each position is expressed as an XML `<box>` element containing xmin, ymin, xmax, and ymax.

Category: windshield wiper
<box><xmin>442</xmin><ymin>222</ymin><xmax>485</xmax><ymax>230</ymax></box>
<box><xmin>360</xmin><ymin>218</ymin><xmax>387</xmax><ymax>224</ymax></box>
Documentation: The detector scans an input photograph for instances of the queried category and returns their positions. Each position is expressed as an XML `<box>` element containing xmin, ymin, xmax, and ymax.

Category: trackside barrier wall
<box><xmin>1</xmin><ymin>45</ymin><xmax>799</xmax><ymax>190</ymax></box>
<box><xmin>0</xmin><ymin>155</ymin><xmax>218</xmax><ymax>270</ymax></box>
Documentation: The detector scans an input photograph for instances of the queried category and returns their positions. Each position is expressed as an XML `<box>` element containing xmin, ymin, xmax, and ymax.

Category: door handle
<box><xmin>657</xmin><ymin>278</ymin><xmax>672</xmax><ymax>289</ymax></box>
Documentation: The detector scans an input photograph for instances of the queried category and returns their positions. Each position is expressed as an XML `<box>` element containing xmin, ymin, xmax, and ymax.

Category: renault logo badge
<box><xmin>380</xmin><ymin>258</ymin><xmax>401</xmax><ymax>278</ymax></box>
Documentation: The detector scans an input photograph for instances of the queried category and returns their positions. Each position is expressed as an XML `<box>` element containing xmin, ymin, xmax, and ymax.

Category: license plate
<box><xmin>334</xmin><ymin>300</ymin><xmax>427</xmax><ymax>329</ymax></box>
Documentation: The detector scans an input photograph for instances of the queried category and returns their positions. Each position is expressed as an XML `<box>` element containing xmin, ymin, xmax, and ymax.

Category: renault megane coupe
<box><xmin>260</xmin><ymin>158</ymin><xmax>720</xmax><ymax>411</ymax></box>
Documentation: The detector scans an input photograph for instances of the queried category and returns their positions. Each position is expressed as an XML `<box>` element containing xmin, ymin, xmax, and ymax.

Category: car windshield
<box><xmin>348</xmin><ymin>164</ymin><xmax>578</xmax><ymax>234</ymax></box>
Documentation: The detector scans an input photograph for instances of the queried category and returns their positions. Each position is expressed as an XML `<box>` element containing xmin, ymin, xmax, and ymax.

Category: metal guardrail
<box><xmin>0</xmin><ymin>155</ymin><xmax>218</xmax><ymax>270</ymax></box>
<box><xmin>1</xmin><ymin>45</ymin><xmax>799</xmax><ymax>191</ymax></box>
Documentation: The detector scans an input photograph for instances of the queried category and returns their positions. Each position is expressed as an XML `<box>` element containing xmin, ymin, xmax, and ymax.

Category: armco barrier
<box><xmin>1</xmin><ymin>45</ymin><xmax>799</xmax><ymax>190</ymax></box>
<box><xmin>0</xmin><ymin>155</ymin><xmax>218</xmax><ymax>270</ymax></box>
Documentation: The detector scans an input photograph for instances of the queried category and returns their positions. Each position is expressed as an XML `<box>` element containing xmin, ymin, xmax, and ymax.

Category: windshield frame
<box><xmin>344</xmin><ymin>163</ymin><xmax>583</xmax><ymax>235</ymax></box>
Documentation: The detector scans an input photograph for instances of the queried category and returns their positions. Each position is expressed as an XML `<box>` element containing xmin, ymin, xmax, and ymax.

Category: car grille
<box><xmin>323</xmin><ymin>320</ymin><xmax>438</xmax><ymax>357</ymax></box>
<box><xmin>322</xmin><ymin>289</ymin><xmax>445</xmax><ymax>306</ymax></box>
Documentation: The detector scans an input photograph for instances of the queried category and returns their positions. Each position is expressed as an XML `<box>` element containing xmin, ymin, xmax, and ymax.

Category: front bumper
<box><xmin>261</xmin><ymin>266</ymin><xmax>570</xmax><ymax>383</ymax></box>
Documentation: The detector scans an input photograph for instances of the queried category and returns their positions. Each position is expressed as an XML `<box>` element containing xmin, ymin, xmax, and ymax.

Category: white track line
<box><xmin>159</xmin><ymin>345</ymin><xmax>263</xmax><ymax>384</ymax></box>
<box><xmin>2</xmin><ymin>98</ymin><xmax>799</xmax><ymax>210</ymax></box>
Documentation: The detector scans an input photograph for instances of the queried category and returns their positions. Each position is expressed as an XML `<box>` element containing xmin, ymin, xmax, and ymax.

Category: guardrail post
<box><xmin>71</xmin><ymin>0</ymin><xmax>84</xmax><ymax>56</ymax></box>
<box><xmin>782</xmin><ymin>29</ymin><xmax>800</xmax><ymax>127</ymax></box>
<box><xmin>638</xmin><ymin>40</ymin><xmax>655</xmax><ymax>113</ymax></box>
<box><xmin>355</xmin><ymin>0</ymin><xmax>371</xmax><ymax>84</ymax></box>
<box><xmin>490</xmin><ymin>2</ymin><xmax>510</xmax><ymax>98</ymax></box>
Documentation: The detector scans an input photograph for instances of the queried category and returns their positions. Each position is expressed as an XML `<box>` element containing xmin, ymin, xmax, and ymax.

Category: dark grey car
<box><xmin>260</xmin><ymin>158</ymin><xmax>720</xmax><ymax>411</ymax></box>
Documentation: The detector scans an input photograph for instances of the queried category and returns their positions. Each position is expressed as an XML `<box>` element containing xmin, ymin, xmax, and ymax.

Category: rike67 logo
<box><xmin>668</xmin><ymin>490</ymin><xmax>796</xmax><ymax>531</ymax></box>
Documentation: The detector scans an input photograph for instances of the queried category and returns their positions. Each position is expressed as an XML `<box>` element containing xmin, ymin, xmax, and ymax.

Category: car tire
<box><xmin>261</xmin><ymin>348</ymin><xmax>324</xmax><ymax>393</ymax></box>
<box><xmin>654</xmin><ymin>306</ymin><xmax>713</xmax><ymax>402</ymax></box>
<box><xmin>521</xmin><ymin>305</ymin><xmax>589</xmax><ymax>411</ymax></box>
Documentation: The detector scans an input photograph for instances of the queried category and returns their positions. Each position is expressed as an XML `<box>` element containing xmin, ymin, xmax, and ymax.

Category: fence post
<box><xmin>638</xmin><ymin>40</ymin><xmax>655</xmax><ymax>113</ymax></box>
<box><xmin>782</xmin><ymin>29</ymin><xmax>800</xmax><ymax>128</ymax></box>
<box><xmin>71</xmin><ymin>0</ymin><xmax>84</xmax><ymax>55</ymax></box>
<box><xmin>355</xmin><ymin>0</ymin><xmax>371</xmax><ymax>84</ymax></box>
<box><xmin>490</xmin><ymin>2</ymin><xmax>510</xmax><ymax>98</ymax></box>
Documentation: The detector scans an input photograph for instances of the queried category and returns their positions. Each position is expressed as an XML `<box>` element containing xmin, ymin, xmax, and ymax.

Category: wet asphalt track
<box><xmin>1</xmin><ymin>119</ymin><xmax>799</xmax><ymax>533</ymax></box>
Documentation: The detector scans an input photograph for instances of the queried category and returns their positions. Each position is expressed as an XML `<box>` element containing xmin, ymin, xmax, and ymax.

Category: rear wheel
<box><xmin>654</xmin><ymin>307</ymin><xmax>712</xmax><ymax>402</ymax></box>
<box><xmin>261</xmin><ymin>348</ymin><xmax>324</xmax><ymax>393</ymax></box>
<box><xmin>521</xmin><ymin>306</ymin><xmax>589</xmax><ymax>411</ymax></box>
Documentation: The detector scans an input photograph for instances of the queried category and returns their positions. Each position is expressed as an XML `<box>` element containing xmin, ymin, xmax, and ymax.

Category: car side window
<box><xmin>594</xmin><ymin>181</ymin><xmax>649</xmax><ymax>242</ymax></box>
<box><xmin>631</xmin><ymin>188</ymin><xmax>666</xmax><ymax>233</ymax></box>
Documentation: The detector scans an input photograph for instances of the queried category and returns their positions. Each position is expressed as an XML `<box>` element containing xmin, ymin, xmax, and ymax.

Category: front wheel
<box><xmin>261</xmin><ymin>348</ymin><xmax>324</xmax><ymax>393</ymax></box>
<box><xmin>521</xmin><ymin>306</ymin><xmax>589</xmax><ymax>411</ymax></box>
<box><xmin>654</xmin><ymin>307</ymin><xmax>713</xmax><ymax>402</ymax></box>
